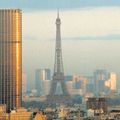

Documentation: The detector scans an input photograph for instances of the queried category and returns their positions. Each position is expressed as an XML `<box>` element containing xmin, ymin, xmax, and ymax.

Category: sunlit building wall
<box><xmin>0</xmin><ymin>9</ymin><xmax>22</xmax><ymax>112</ymax></box>
<box><xmin>110</xmin><ymin>72</ymin><xmax>117</xmax><ymax>90</ymax></box>
<box><xmin>42</xmin><ymin>80</ymin><xmax>51</xmax><ymax>95</ymax></box>
<box><xmin>105</xmin><ymin>72</ymin><xmax>117</xmax><ymax>91</ymax></box>
<box><xmin>105</xmin><ymin>80</ymin><xmax>111</xmax><ymax>88</ymax></box>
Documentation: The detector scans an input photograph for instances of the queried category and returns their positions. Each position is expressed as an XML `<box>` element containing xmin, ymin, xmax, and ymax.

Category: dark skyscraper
<box><xmin>0</xmin><ymin>9</ymin><xmax>22</xmax><ymax>112</ymax></box>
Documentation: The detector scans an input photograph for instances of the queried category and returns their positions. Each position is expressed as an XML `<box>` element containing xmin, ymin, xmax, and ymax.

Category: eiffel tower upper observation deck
<box><xmin>46</xmin><ymin>11</ymin><xmax>72</xmax><ymax>104</ymax></box>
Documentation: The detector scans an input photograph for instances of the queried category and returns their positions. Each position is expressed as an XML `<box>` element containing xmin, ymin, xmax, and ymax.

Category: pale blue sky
<box><xmin>0</xmin><ymin>0</ymin><xmax>120</xmax><ymax>10</ymax></box>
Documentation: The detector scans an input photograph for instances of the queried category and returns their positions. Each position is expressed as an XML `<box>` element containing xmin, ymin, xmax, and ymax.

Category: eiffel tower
<box><xmin>46</xmin><ymin>12</ymin><xmax>72</xmax><ymax>104</ymax></box>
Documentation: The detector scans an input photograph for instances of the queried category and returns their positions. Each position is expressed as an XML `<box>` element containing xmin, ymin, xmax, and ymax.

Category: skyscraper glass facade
<box><xmin>0</xmin><ymin>9</ymin><xmax>22</xmax><ymax>112</ymax></box>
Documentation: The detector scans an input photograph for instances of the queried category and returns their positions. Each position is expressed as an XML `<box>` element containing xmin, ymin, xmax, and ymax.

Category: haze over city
<box><xmin>1</xmin><ymin>0</ymin><xmax>120</xmax><ymax>119</ymax></box>
<box><xmin>1</xmin><ymin>0</ymin><xmax>120</xmax><ymax>89</ymax></box>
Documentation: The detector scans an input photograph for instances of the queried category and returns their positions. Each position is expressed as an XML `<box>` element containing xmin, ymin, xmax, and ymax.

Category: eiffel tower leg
<box><xmin>61</xmin><ymin>80</ymin><xmax>69</xmax><ymax>95</ymax></box>
<box><xmin>49</xmin><ymin>80</ymin><xmax>57</xmax><ymax>95</ymax></box>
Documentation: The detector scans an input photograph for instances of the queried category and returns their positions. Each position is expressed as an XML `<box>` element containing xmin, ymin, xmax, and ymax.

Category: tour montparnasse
<box><xmin>47</xmin><ymin>12</ymin><xmax>72</xmax><ymax>104</ymax></box>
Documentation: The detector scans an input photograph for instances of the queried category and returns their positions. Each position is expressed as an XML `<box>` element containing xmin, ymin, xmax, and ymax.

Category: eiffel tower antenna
<box><xmin>57</xmin><ymin>9</ymin><xmax>59</xmax><ymax>18</ymax></box>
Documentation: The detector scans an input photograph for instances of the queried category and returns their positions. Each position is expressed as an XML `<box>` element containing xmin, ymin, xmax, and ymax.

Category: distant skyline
<box><xmin>1</xmin><ymin>1</ymin><xmax>120</xmax><ymax>89</ymax></box>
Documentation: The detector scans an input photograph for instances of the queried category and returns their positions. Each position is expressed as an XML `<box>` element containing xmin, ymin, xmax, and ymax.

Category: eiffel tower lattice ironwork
<box><xmin>47</xmin><ymin>12</ymin><xmax>72</xmax><ymax>104</ymax></box>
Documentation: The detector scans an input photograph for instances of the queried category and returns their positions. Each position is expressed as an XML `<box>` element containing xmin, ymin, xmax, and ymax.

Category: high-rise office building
<box><xmin>105</xmin><ymin>72</ymin><xmax>117</xmax><ymax>91</ymax></box>
<box><xmin>0</xmin><ymin>9</ymin><xmax>22</xmax><ymax>112</ymax></box>
<box><xmin>35</xmin><ymin>69</ymin><xmax>51</xmax><ymax>96</ymax></box>
<box><xmin>41</xmin><ymin>69</ymin><xmax>51</xmax><ymax>80</ymax></box>
<box><xmin>42</xmin><ymin>80</ymin><xmax>51</xmax><ymax>95</ymax></box>
<box><xmin>86</xmin><ymin>76</ymin><xmax>94</xmax><ymax>93</ymax></box>
<box><xmin>110</xmin><ymin>72</ymin><xmax>117</xmax><ymax>90</ymax></box>
<box><xmin>94</xmin><ymin>69</ymin><xmax>108</xmax><ymax>95</ymax></box>
<box><xmin>73</xmin><ymin>75</ymin><xmax>87</xmax><ymax>95</ymax></box>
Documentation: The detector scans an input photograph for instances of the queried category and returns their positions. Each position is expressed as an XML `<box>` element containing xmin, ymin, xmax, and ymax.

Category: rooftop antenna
<box><xmin>57</xmin><ymin>9</ymin><xmax>59</xmax><ymax>18</ymax></box>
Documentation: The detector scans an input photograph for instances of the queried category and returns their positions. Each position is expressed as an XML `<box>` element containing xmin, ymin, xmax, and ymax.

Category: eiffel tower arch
<box><xmin>46</xmin><ymin>12</ymin><xmax>72</xmax><ymax>104</ymax></box>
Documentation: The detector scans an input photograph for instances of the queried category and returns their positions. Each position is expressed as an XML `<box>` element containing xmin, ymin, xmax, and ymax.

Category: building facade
<box><xmin>86</xmin><ymin>97</ymin><xmax>107</xmax><ymax>114</ymax></box>
<box><xmin>73</xmin><ymin>75</ymin><xmax>87</xmax><ymax>95</ymax></box>
<box><xmin>105</xmin><ymin>72</ymin><xmax>117</xmax><ymax>91</ymax></box>
<box><xmin>0</xmin><ymin>107</ymin><xmax>46</xmax><ymax>120</ymax></box>
<box><xmin>94</xmin><ymin>69</ymin><xmax>108</xmax><ymax>95</ymax></box>
<box><xmin>0</xmin><ymin>9</ymin><xmax>22</xmax><ymax>112</ymax></box>
<box><xmin>35</xmin><ymin>69</ymin><xmax>51</xmax><ymax>96</ymax></box>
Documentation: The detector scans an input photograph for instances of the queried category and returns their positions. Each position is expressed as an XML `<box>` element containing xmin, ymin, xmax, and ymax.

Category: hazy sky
<box><xmin>0</xmin><ymin>0</ymin><xmax>120</xmax><ymax>9</ymax></box>
<box><xmin>1</xmin><ymin>0</ymin><xmax>120</xmax><ymax>89</ymax></box>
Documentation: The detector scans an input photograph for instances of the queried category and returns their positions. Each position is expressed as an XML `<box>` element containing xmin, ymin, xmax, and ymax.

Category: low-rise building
<box><xmin>0</xmin><ymin>106</ymin><xmax>46</xmax><ymax>120</ymax></box>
